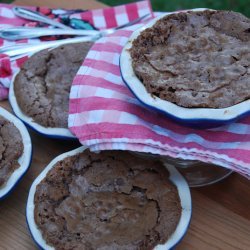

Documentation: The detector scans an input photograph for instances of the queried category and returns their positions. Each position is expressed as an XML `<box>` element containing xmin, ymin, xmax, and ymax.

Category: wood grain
<box><xmin>177</xmin><ymin>186</ymin><xmax>250</xmax><ymax>250</ymax></box>
<box><xmin>1</xmin><ymin>0</ymin><xmax>250</xmax><ymax>249</ymax></box>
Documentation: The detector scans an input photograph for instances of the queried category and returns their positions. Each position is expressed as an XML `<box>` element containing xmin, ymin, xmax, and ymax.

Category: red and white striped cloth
<box><xmin>69</xmin><ymin>24</ymin><xmax>250</xmax><ymax>179</ymax></box>
<box><xmin>0</xmin><ymin>1</ymin><xmax>153</xmax><ymax>100</ymax></box>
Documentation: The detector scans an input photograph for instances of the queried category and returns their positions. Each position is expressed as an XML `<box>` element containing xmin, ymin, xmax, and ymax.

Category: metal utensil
<box><xmin>0</xmin><ymin>27</ymin><xmax>100</xmax><ymax>40</ymax></box>
<box><xmin>0</xmin><ymin>13</ymin><xmax>150</xmax><ymax>40</ymax></box>
<box><xmin>1</xmin><ymin>36</ymin><xmax>97</xmax><ymax>57</ymax></box>
<box><xmin>12</xmin><ymin>6</ymin><xmax>72</xmax><ymax>29</ymax></box>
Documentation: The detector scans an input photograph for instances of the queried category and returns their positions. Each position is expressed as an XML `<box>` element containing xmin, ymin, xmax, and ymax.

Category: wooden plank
<box><xmin>198</xmin><ymin>174</ymin><xmax>250</xmax><ymax>220</ymax></box>
<box><xmin>177</xmin><ymin>190</ymin><xmax>250</xmax><ymax>250</ymax></box>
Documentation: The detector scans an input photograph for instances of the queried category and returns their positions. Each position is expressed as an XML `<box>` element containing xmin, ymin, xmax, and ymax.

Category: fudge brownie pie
<box><xmin>27</xmin><ymin>148</ymin><xmax>191</xmax><ymax>250</ymax></box>
<box><xmin>0</xmin><ymin>115</ymin><xmax>23</xmax><ymax>187</ymax></box>
<box><xmin>13</xmin><ymin>42</ymin><xmax>93</xmax><ymax>129</ymax></box>
<box><xmin>0</xmin><ymin>107</ymin><xmax>31</xmax><ymax>199</ymax></box>
<box><xmin>130</xmin><ymin>10</ymin><xmax>250</xmax><ymax>108</ymax></box>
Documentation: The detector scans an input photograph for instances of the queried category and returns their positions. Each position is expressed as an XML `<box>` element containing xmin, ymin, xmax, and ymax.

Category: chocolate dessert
<box><xmin>0</xmin><ymin>116</ymin><xmax>23</xmax><ymax>187</ymax></box>
<box><xmin>14</xmin><ymin>42</ymin><xmax>93</xmax><ymax>128</ymax></box>
<box><xmin>34</xmin><ymin>150</ymin><xmax>181</xmax><ymax>250</ymax></box>
<box><xmin>130</xmin><ymin>10</ymin><xmax>250</xmax><ymax>108</ymax></box>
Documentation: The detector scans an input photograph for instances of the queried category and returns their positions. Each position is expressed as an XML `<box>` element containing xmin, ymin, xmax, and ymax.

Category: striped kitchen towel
<box><xmin>69</xmin><ymin>23</ymin><xmax>250</xmax><ymax>179</ymax></box>
<box><xmin>0</xmin><ymin>0</ymin><xmax>153</xmax><ymax>100</ymax></box>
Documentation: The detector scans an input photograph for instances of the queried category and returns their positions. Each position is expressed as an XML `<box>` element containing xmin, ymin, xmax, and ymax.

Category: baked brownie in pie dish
<box><xmin>27</xmin><ymin>147</ymin><xmax>191</xmax><ymax>250</ymax></box>
<box><xmin>120</xmin><ymin>9</ymin><xmax>250</xmax><ymax>126</ymax></box>
<box><xmin>9</xmin><ymin>42</ymin><xmax>93</xmax><ymax>138</ymax></box>
<box><xmin>0</xmin><ymin>107</ymin><xmax>32</xmax><ymax>199</ymax></box>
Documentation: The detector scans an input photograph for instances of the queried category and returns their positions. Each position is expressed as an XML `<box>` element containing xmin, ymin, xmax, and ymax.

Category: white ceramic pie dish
<box><xmin>9</xmin><ymin>71</ymin><xmax>76</xmax><ymax>139</ymax></box>
<box><xmin>26</xmin><ymin>146</ymin><xmax>192</xmax><ymax>250</ymax></box>
<box><xmin>9</xmin><ymin>38</ymin><xmax>95</xmax><ymax>139</ymax></box>
<box><xmin>120</xmin><ymin>9</ymin><xmax>250</xmax><ymax>128</ymax></box>
<box><xmin>0</xmin><ymin>106</ymin><xmax>32</xmax><ymax>199</ymax></box>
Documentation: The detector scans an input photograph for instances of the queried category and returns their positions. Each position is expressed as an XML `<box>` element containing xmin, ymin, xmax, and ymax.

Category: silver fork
<box><xmin>0</xmin><ymin>13</ymin><xmax>150</xmax><ymax>40</ymax></box>
<box><xmin>2</xmin><ymin>36</ymin><xmax>97</xmax><ymax>59</ymax></box>
<box><xmin>0</xmin><ymin>27</ymin><xmax>100</xmax><ymax>40</ymax></box>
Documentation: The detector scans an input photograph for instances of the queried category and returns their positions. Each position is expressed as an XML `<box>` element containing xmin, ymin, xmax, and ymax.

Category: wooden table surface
<box><xmin>1</xmin><ymin>1</ymin><xmax>250</xmax><ymax>249</ymax></box>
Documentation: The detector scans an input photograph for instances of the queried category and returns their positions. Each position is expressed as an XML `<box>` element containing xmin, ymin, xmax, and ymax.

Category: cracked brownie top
<box><xmin>34</xmin><ymin>150</ymin><xmax>181</xmax><ymax>250</ymax></box>
<box><xmin>130</xmin><ymin>10</ymin><xmax>250</xmax><ymax>108</ymax></box>
<box><xmin>0</xmin><ymin>115</ymin><xmax>23</xmax><ymax>187</ymax></box>
<box><xmin>14</xmin><ymin>42</ymin><xmax>93</xmax><ymax>128</ymax></box>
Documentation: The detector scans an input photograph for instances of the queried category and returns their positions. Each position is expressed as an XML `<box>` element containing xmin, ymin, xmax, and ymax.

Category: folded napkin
<box><xmin>0</xmin><ymin>0</ymin><xmax>153</xmax><ymax>100</ymax></box>
<box><xmin>68</xmin><ymin>22</ymin><xmax>250</xmax><ymax>179</ymax></box>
